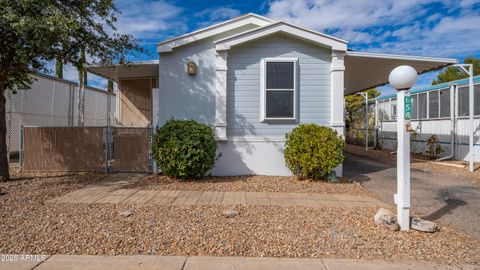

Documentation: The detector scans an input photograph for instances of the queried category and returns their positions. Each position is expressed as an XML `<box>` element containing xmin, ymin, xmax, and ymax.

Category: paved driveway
<box><xmin>344</xmin><ymin>152</ymin><xmax>480</xmax><ymax>239</ymax></box>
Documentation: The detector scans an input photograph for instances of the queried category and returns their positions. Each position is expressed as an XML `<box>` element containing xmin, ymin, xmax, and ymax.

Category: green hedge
<box><xmin>284</xmin><ymin>124</ymin><xmax>344</xmax><ymax>180</ymax></box>
<box><xmin>152</xmin><ymin>119</ymin><xmax>217</xmax><ymax>179</ymax></box>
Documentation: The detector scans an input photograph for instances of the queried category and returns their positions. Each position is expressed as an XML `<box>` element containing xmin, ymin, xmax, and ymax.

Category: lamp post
<box><xmin>388</xmin><ymin>65</ymin><xmax>418</xmax><ymax>231</ymax></box>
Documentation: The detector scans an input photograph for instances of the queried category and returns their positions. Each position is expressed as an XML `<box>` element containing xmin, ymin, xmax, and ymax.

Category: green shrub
<box><xmin>152</xmin><ymin>119</ymin><xmax>217</xmax><ymax>179</ymax></box>
<box><xmin>284</xmin><ymin>124</ymin><xmax>344</xmax><ymax>180</ymax></box>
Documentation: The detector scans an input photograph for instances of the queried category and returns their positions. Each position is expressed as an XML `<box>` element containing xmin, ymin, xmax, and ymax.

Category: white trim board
<box><xmin>215</xmin><ymin>22</ymin><xmax>348</xmax><ymax>51</ymax></box>
<box><xmin>346</xmin><ymin>51</ymin><xmax>457</xmax><ymax>63</ymax></box>
<box><xmin>157</xmin><ymin>14</ymin><xmax>274</xmax><ymax>53</ymax></box>
<box><xmin>260</xmin><ymin>57</ymin><xmax>299</xmax><ymax>122</ymax></box>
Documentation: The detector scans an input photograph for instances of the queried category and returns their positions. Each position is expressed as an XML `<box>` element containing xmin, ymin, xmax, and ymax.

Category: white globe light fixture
<box><xmin>389</xmin><ymin>65</ymin><xmax>418</xmax><ymax>91</ymax></box>
<box><xmin>388</xmin><ymin>65</ymin><xmax>417</xmax><ymax>231</ymax></box>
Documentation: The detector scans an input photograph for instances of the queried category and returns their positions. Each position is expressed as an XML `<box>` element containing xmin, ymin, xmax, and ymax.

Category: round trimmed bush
<box><xmin>284</xmin><ymin>124</ymin><xmax>344</xmax><ymax>180</ymax></box>
<box><xmin>152</xmin><ymin>119</ymin><xmax>217</xmax><ymax>179</ymax></box>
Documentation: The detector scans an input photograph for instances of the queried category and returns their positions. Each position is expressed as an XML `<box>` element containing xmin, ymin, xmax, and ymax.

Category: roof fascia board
<box><xmin>157</xmin><ymin>14</ymin><xmax>274</xmax><ymax>53</ymax></box>
<box><xmin>346</xmin><ymin>51</ymin><xmax>457</xmax><ymax>64</ymax></box>
<box><xmin>215</xmin><ymin>22</ymin><xmax>348</xmax><ymax>51</ymax></box>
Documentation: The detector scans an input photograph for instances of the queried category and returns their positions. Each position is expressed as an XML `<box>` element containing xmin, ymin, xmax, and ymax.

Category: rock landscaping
<box><xmin>1</xmin><ymin>172</ymin><xmax>479</xmax><ymax>264</ymax></box>
<box><xmin>411</xmin><ymin>218</ymin><xmax>439</xmax><ymax>233</ymax></box>
<box><xmin>374</xmin><ymin>208</ymin><xmax>399</xmax><ymax>231</ymax></box>
<box><xmin>126</xmin><ymin>174</ymin><xmax>373</xmax><ymax>196</ymax></box>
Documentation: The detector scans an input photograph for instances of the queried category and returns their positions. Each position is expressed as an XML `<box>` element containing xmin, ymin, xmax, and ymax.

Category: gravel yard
<box><xmin>1</xmin><ymin>173</ymin><xmax>480</xmax><ymax>264</ymax></box>
<box><xmin>126</xmin><ymin>175</ymin><xmax>373</xmax><ymax>196</ymax></box>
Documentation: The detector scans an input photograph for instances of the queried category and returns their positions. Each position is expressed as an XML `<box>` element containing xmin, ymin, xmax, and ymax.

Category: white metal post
<box><xmin>455</xmin><ymin>64</ymin><xmax>475</xmax><ymax>172</ymax></box>
<box><xmin>468</xmin><ymin>66</ymin><xmax>474</xmax><ymax>172</ymax></box>
<box><xmin>395</xmin><ymin>90</ymin><xmax>411</xmax><ymax>231</ymax></box>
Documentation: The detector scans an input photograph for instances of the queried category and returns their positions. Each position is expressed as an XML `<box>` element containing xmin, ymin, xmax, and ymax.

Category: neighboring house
<box><xmin>88</xmin><ymin>13</ymin><xmax>456</xmax><ymax>176</ymax></box>
<box><xmin>376</xmin><ymin>75</ymin><xmax>480</xmax><ymax>162</ymax></box>
<box><xmin>5</xmin><ymin>73</ymin><xmax>116</xmax><ymax>155</ymax></box>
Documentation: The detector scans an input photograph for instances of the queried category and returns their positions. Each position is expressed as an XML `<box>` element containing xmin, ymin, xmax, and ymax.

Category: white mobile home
<box><xmin>88</xmin><ymin>13</ymin><xmax>456</xmax><ymax>176</ymax></box>
<box><xmin>377</xmin><ymin>75</ymin><xmax>480</xmax><ymax>162</ymax></box>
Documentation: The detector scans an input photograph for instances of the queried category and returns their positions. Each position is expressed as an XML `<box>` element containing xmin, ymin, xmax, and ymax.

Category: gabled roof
<box><xmin>157</xmin><ymin>13</ymin><xmax>275</xmax><ymax>53</ymax></box>
<box><xmin>215</xmin><ymin>21</ymin><xmax>348</xmax><ymax>51</ymax></box>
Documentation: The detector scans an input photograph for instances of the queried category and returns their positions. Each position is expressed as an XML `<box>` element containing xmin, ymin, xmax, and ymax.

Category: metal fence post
<box><xmin>149</xmin><ymin>127</ymin><xmax>153</xmax><ymax>173</ymax></box>
<box><xmin>19</xmin><ymin>125</ymin><xmax>24</xmax><ymax>172</ymax></box>
<box><xmin>104</xmin><ymin>126</ymin><xmax>111</xmax><ymax>173</ymax></box>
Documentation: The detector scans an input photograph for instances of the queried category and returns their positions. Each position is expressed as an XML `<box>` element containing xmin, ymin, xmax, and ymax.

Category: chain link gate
<box><xmin>20</xmin><ymin>126</ymin><xmax>153</xmax><ymax>173</ymax></box>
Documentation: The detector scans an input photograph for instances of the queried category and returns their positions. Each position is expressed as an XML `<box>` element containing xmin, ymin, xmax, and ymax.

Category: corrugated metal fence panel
<box><xmin>456</xmin><ymin>118</ymin><xmax>480</xmax><ymax>144</ymax></box>
<box><xmin>22</xmin><ymin>127</ymin><xmax>105</xmax><ymax>171</ymax></box>
<box><xmin>380</xmin><ymin>118</ymin><xmax>479</xmax><ymax>145</ymax></box>
<box><xmin>6</xmin><ymin>74</ymin><xmax>116</xmax><ymax>153</ymax></box>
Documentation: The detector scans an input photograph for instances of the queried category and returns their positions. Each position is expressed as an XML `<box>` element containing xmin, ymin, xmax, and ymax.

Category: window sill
<box><xmin>261</xmin><ymin>118</ymin><xmax>298</xmax><ymax>123</ymax></box>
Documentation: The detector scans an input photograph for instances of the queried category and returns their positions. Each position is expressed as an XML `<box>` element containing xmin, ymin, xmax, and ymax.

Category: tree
<box><xmin>433</xmin><ymin>57</ymin><xmax>480</xmax><ymax>85</ymax></box>
<box><xmin>344</xmin><ymin>88</ymin><xmax>380</xmax><ymax>129</ymax></box>
<box><xmin>0</xmin><ymin>0</ymin><xmax>141</xmax><ymax>180</ymax></box>
<box><xmin>55</xmin><ymin>58</ymin><xmax>63</xmax><ymax>78</ymax></box>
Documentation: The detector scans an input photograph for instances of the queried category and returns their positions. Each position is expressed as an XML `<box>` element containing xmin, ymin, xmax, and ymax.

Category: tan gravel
<box><xmin>125</xmin><ymin>175</ymin><xmax>373</xmax><ymax>196</ymax></box>
<box><xmin>1</xmin><ymin>173</ymin><xmax>480</xmax><ymax>264</ymax></box>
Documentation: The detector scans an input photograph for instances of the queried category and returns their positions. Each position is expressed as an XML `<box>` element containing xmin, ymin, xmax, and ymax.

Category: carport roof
<box><xmin>87</xmin><ymin>60</ymin><xmax>159</xmax><ymax>82</ymax></box>
<box><xmin>345</xmin><ymin>51</ymin><xmax>457</xmax><ymax>95</ymax></box>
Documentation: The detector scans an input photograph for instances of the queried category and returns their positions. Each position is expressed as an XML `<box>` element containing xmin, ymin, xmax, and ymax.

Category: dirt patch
<box><xmin>125</xmin><ymin>175</ymin><xmax>372</xmax><ymax>196</ymax></box>
<box><xmin>345</xmin><ymin>144</ymin><xmax>480</xmax><ymax>183</ymax></box>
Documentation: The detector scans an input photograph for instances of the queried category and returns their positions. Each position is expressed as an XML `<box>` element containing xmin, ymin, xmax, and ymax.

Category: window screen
<box><xmin>439</xmin><ymin>89</ymin><xmax>450</xmax><ymax>118</ymax></box>
<box><xmin>458</xmin><ymin>86</ymin><xmax>469</xmax><ymax>116</ymax></box>
<box><xmin>266</xmin><ymin>91</ymin><xmax>294</xmax><ymax>118</ymax></box>
<box><xmin>418</xmin><ymin>93</ymin><xmax>427</xmax><ymax>119</ymax></box>
<box><xmin>429</xmin><ymin>91</ymin><xmax>439</xmax><ymax>118</ymax></box>
<box><xmin>264</xmin><ymin>60</ymin><xmax>295</xmax><ymax>119</ymax></box>
<box><xmin>379</xmin><ymin>100</ymin><xmax>389</xmax><ymax>121</ymax></box>
<box><xmin>266</xmin><ymin>62</ymin><xmax>294</xmax><ymax>89</ymax></box>
<box><xmin>411</xmin><ymin>94</ymin><xmax>418</xmax><ymax>119</ymax></box>
<box><xmin>391</xmin><ymin>98</ymin><xmax>397</xmax><ymax>120</ymax></box>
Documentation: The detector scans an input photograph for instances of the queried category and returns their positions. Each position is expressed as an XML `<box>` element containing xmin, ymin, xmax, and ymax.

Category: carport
<box><xmin>344</xmin><ymin>51</ymin><xmax>457</xmax><ymax>94</ymax></box>
<box><xmin>88</xmin><ymin>61</ymin><xmax>159</xmax><ymax>127</ymax></box>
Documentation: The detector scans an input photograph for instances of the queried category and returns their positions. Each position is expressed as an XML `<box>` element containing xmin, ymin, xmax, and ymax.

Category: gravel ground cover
<box><xmin>125</xmin><ymin>175</ymin><xmax>373</xmax><ymax>196</ymax></box>
<box><xmin>345</xmin><ymin>144</ymin><xmax>480</xmax><ymax>182</ymax></box>
<box><xmin>1</xmin><ymin>174</ymin><xmax>480</xmax><ymax>264</ymax></box>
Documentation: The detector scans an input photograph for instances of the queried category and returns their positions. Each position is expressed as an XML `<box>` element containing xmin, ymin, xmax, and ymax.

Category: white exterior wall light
<box><xmin>388</xmin><ymin>65</ymin><xmax>418</xmax><ymax>231</ymax></box>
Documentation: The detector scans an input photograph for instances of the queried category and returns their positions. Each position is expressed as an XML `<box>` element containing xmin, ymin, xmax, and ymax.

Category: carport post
<box><xmin>454</xmin><ymin>64</ymin><xmax>475</xmax><ymax>172</ymax></box>
<box><xmin>389</xmin><ymin>66</ymin><xmax>418</xmax><ymax>231</ymax></box>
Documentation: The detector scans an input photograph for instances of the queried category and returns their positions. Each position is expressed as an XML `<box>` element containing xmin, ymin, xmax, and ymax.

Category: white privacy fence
<box><xmin>5</xmin><ymin>73</ymin><xmax>116</xmax><ymax>154</ymax></box>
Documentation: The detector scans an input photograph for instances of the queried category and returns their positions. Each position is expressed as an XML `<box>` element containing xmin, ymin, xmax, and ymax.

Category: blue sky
<box><xmin>72</xmin><ymin>0</ymin><xmax>480</xmax><ymax>96</ymax></box>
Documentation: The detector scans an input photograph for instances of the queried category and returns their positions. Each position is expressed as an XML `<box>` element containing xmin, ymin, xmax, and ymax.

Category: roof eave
<box><xmin>156</xmin><ymin>13</ymin><xmax>275</xmax><ymax>53</ymax></box>
<box><xmin>215</xmin><ymin>21</ymin><xmax>348</xmax><ymax>52</ymax></box>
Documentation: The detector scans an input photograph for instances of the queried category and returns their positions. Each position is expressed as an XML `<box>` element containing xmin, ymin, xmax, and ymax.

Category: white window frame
<box><xmin>260</xmin><ymin>57</ymin><xmax>298</xmax><ymax>122</ymax></box>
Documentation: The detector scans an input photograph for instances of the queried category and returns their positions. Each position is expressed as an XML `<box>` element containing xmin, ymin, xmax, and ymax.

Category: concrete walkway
<box><xmin>0</xmin><ymin>255</ymin><xmax>476</xmax><ymax>270</ymax></box>
<box><xmin>47</xmin><ymin>183</ymin><xmax>388</xmax><ymax>208</ymax></box>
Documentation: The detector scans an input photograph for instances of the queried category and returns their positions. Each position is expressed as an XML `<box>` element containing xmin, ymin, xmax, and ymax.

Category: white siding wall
<box><xmin>226</xmin><ymin>34</ymin><xmax>332</xmax><ymax>139</ymax></box>
<box><xmin>158</xmin><ymin>25</ymin><xmax>259</xmax><ymax>126</ymax></box>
